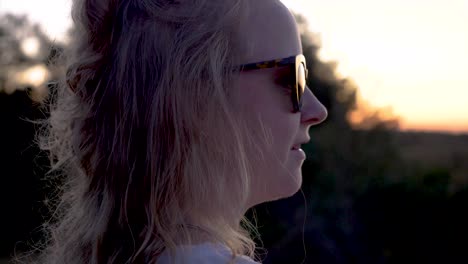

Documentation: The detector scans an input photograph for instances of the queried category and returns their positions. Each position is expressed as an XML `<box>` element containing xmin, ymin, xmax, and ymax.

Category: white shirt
<box><xmin>156</xmin><ymin>242</ymin><xmax>261</xmax><ymax>264</ymax></box>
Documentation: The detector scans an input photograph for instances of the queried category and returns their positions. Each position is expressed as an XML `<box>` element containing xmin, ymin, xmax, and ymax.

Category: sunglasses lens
<box><xmin>298</xmin><ymin>63</ymin><xmax>306</xmax><ymax>93</ymax></box>
<box><xmin>296</xmin><ymin>62</ymin><xmax>306</xmax><ymax>109</ymax></box>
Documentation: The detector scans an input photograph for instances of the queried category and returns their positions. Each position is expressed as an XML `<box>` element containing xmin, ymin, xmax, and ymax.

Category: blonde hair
<box><xmin>27</xmin><ymin>0</ymin><xmax>267</xmax><ymax>263</ymax></box>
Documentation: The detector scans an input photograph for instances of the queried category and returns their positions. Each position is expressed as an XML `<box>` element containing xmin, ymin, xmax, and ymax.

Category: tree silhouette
<box><xmin>0</xmin><ymin>13</ymin><xmax>59</xmax><ymax>258</ymax></box>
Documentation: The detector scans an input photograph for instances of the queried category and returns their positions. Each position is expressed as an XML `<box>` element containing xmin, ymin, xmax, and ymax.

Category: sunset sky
<box><xmin>1</xmin><ymin>0</ymin><xmax>467</xmax><ymax>133</ymax></box>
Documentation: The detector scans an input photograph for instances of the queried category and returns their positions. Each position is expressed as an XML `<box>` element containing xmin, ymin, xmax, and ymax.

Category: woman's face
<box><xmin>234</xmin><ymin>0</ymin><xmax>328</xmax><ymax>209</ymax></box>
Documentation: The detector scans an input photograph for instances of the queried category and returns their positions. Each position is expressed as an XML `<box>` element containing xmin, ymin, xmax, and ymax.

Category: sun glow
<box><xmin>20</xmin><ymin>37</ymin><xmax>41</xmax><ymax>58</ymax></box>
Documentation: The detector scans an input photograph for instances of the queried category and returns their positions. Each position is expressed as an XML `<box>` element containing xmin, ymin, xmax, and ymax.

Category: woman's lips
<box><xmin>291</xmin><ymin>148</ymin><xmax>306</xmax><ymax>160</ymax></box>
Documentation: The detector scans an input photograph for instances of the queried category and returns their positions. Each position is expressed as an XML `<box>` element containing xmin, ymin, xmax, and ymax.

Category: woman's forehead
<box><xmin>239</xmin><ymin>0</ymin><xmax>302</xmax><ymax>63</ymax></box>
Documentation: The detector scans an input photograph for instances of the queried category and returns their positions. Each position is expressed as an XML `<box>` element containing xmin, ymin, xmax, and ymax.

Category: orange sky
<box><xmin>2</xmin><ymin>0</ymin><xmax>468</xmax><ymax>134</ymax></box>
<box><xmin>282</xmin><ymin>0</ymin><xmax>468</xmax><ymax>134</ymax></box>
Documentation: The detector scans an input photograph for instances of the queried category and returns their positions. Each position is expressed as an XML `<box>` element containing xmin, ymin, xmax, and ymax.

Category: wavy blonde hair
<box><xmin>26</xmin><ymin>0</ymin><xmax>267</xmax><ymax>263</ymax></box>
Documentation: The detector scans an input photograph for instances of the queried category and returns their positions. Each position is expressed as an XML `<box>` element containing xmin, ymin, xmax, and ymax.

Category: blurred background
<box><xmin>0</xmin><ymin>0</ymin><xmax>467</xmax><ymax>263</ymax></box>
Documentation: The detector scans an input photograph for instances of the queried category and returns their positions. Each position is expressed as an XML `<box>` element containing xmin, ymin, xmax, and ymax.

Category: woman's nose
<box><xmin>300</xmin><ymin>86</ymin><xmax>328</xmax><ymax>126</ymax></box>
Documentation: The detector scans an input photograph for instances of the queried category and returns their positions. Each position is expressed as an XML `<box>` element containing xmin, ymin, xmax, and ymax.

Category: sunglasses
<box><xmin>239</xmin><ymin>54</ymin><xmax>308</xmax><ymax>113</ymax></box>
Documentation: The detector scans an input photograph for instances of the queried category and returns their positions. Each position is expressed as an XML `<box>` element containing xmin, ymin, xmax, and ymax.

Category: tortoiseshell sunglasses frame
<box><xmin>239</xmin><ymin>54</ymin><xmax>308</xmax><ymax>113</ymax></box>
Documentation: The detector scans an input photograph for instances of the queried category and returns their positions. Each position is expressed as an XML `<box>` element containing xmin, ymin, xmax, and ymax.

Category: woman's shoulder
<box><xmin>156</xmin><ymin>242</ymin><xmax>261</xmax><ymax>264</ymax></box>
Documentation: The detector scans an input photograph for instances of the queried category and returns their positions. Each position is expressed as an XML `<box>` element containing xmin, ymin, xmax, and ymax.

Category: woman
<box><xmin>33</xmin><ymin>0</ymin><xmax>327</xmax><ymax>263</ymax></box>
